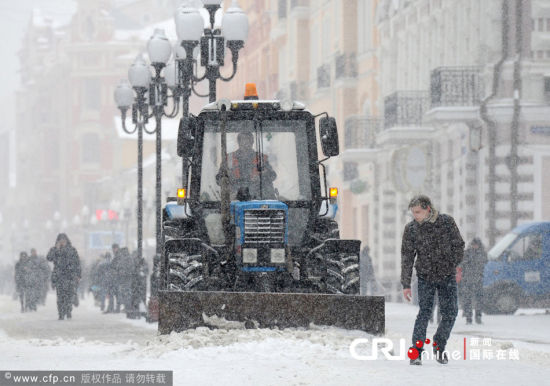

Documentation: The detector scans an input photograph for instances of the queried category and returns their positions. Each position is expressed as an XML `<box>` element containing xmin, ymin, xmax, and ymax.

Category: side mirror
<box><xmin>319</xmin><ymin>117</ymin><xmax>339</xmax><ymax>157</ymax></box>
<box><xmin>177</xmin><ymin>117</ymin><xmax>197</xmax><ymax>157</ymax></box>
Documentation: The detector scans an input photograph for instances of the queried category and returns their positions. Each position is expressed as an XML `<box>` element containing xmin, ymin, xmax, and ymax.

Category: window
<box><xmin>508</xmin><ymin>233</ymin><xmax>543</xmax><ymax>262</ymax></box>
<box><xmin>278</xmin><ymin>0</ymin><xmax>287</xmax><ymax>19</ymax></box>
<box><xmin>343</xmin><ymin>162</ymin><xmax>358</xmax><ymax>181</ymax></box>
<box><xmin>317</xmin><ymin>63</ymin><xmax>330</xmax><ymax>88</ymax></box>
<box><xmin>200</xmin><ymin>120</ymin><xmax>311</xmax><ymax>202</ymax></box>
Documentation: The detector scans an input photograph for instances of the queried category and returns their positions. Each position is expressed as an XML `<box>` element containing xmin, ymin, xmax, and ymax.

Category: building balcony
<box><xmin>335</xmin><ymin>52</ymin><xmax>358</xmax><ymax>81</ymax></box>
<box><xmin>383</xmin><ymin>91</ymin><xmax>429</xmax><ymax>129</ymax></box>
<box><xmin>425</xmin><ymin>66</ymin><xmax>483</xmax><ymax>123</ymax></box>
<box><xmin>344</xmin><ymin>117</ymin><xmax>381</xmax><ymax>150</ymax></box>
<box><xmin>342</xmin><ymin>116</ymin><xmax>382</xmax><ymax>163</ymax></box>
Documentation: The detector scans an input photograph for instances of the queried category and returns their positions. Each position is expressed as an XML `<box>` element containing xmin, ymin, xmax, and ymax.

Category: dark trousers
<box><xmin>412</xmin><ymin>275</ymin><xmax>458</xmax><ymax>352</ymax></box>
<box><xmin>56</xmin><ymin>281</ymin><xmax>74</xmax><ymax>319</ymax></box>
<box><xmin>461</xmin><ymin>281</ymin><xmax>483</xmax><ymax>319</ymax></box>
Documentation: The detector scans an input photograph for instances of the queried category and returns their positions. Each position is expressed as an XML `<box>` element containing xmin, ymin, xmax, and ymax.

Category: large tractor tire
<box><xmin>325</xmin><ymin>252</ymin><xmax>360</xmax><ymax>295</ymax></box>
<box><xmin>168</xmin><ymin>252</ymin><xmax>205</xmax><ymax>291</ymax></box>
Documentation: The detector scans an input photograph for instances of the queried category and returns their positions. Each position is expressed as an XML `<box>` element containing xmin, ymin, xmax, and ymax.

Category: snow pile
<box><xmin>135</xmin><ymin>324</ymin><xmax>369</xmax><ymax>358</ymax></box>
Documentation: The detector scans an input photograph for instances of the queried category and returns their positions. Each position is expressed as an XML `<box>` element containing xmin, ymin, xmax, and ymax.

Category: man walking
<box><xmin>47</xmin><ymin>234</ymin><xmax>81</xmax><ymax>320</ymax></box>
<box><xmin>401</xmin><ymin>195</ymin><xmax>464</xmax><ymax>365</ymax></box>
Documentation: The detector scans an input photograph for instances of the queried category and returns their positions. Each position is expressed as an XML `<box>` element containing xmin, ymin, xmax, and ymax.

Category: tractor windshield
<box><xmin>200</xmin><ymin>119</ymin><xmax>312</xmax><ymax>202</ymax></box>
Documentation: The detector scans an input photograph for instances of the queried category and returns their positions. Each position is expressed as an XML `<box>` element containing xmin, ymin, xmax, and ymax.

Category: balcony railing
<box><xmin>430</xmin><ymin>66</ymin><xmax>483</xmax><ymax>107</ymax></box>
<box><xmin>344</xmin><ymin>117</ymin><xmax>382</xmax><ymax>149</ymax></box>
<box><xmin>384</xmin><ymin>91</ymin><xmax>429</xmax><ymax>129</ymax></box>
<box><xmin>335</xmin><ymin>52</ymin><xmax>358</xmax><ymax>80</ymax></box>
<box><xmin>291</xmin><ymin>0</ymin><xmax>309</xmax><ymax>8</ymax></box>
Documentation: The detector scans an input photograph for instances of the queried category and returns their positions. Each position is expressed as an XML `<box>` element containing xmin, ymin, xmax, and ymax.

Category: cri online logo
<box><xmin>349</xmin><ymin>338</ymin><xmax>443</xmax><ymax>361</ymax></box>
<box><xmin>407</xmin><ymin>339</ymin><xmax>439</xmax><ymax>360</ymax></box>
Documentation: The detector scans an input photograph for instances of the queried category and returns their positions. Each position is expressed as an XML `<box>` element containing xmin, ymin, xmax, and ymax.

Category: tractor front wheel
<box><xmin>325</xmin><ymin>253</ymin><xmax>360</xmax><ymax>295</ymax></box>
<box><xmin>168</xmin><ymin>252</ymin><xmax>205</xmax><ymax>291</ymax></box>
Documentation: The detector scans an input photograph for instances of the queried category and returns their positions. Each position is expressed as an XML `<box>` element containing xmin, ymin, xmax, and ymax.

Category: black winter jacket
<box><xmin>401</xmin><ymin>212</ymin><xmax>465</xmax><ymax>288</ymax></box>
<box><xmin>47</xmin><ymin>245</ymin><xmax>81</xmax><ymax>286</ymax></box>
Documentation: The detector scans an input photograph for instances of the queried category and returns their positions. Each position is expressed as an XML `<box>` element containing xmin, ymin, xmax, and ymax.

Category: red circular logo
<box><xmin>408</xmin><ymin>347</ymin><xmax>419</xmax><ymax>360</ymax></box>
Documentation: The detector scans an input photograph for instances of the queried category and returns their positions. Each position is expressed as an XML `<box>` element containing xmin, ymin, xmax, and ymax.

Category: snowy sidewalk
<box><xmin>1</xmin><ymin>294</ymin><xmax>550</xmax><ymax>385</ymax></box>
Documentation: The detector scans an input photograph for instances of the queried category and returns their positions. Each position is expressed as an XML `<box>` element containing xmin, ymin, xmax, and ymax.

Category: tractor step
<box><xmin>159</xmin><ymin>291</ymin><xmax>384</xmax><ymax>335</ymax></box>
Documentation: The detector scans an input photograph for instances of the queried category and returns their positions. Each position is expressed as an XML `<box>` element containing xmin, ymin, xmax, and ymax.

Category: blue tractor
<box><xmin>158</xmin><ymin>86</ymin><xmax>384</xmax><ymax>334</ymax></box>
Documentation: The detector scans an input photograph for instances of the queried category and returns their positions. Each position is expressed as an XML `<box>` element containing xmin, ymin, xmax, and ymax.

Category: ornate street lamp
<box><xmin>115</xmin><ymin>29</ymin><xmax>177</xmax><ymax>261</ymax></box>
<box><xmin>174</xmin><ymin>0</ymin><xmax>249</xmax><ymax>104</ymax></box>
<box><xmin>115</xmin><ymin>1</ymin><xmax>248</xmax><ymax>264</ymax></box>
<box><xmin>173</xmin><ymin>0</ymin><xmax>248</xmax><ymax>197</ymax></box>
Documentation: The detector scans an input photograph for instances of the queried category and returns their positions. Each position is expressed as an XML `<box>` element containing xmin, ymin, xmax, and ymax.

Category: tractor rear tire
<box><xmin>168</xmin><ymin>252</ymin><xmax>205</xmax><ymax>291</ymax></box>
<box><xmin>325</xmin><ymin>253</ymin><xmax>360</xmax><ymax>295</ymax></box>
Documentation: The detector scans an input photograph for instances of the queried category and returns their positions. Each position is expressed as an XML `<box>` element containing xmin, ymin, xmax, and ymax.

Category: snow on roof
<box><xmin>113</xmin><ymin>115</ymin><xmax>179</xmax><ymax>141</ymax></box>
<box><xmin>115</xmin><ymin>17</ymin><xmax>178</xmax><ymax>42</ymax></box>
<box><xmin>31</xmin><ymin>2</ymin><xmax>77</xmax><ymax>29</ymax></box>
<box><xmin>113</xmin><ymin>5</ymin><xmax>218</xmax><ymax>43</ymax></box>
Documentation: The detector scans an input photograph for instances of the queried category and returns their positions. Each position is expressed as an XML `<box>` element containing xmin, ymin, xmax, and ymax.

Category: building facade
<box><xmin>9</xmin><ymin>0</ymin><xmax>185</xmax><ymax>258</ymax></box>
<box><xmin>365</xmin><ymin>0</ymin><xmax>550</xmax><ymax>298</ymax></box>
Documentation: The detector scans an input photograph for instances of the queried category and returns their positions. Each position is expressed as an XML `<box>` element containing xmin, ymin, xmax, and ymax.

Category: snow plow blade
<box><xmin>158</xmin><ymin>291</ymin><xmax>384</xmax><ymax>335</ymax></box>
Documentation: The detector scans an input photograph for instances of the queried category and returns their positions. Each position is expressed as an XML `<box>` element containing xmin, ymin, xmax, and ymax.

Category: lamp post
<box><xmin>115</xmin><ymin>28</ymin><xmax>179</xmax><ymax>261</ymax></box>
<box><xmin>174</xmin><ymin>0</ymin><xmax>249</xmax><ymax>104</ymax></box>
<box><xmin>114</xmin><ymin>1</ymin><xmax>248</xmax><ymax>263</ymax></box>
<box><xmin>172</xmin><ymin>0</ymin><xmax>248</xmax><ymax>189</ymax></box>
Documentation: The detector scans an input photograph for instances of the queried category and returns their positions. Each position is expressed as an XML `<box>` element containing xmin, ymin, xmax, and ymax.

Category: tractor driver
<box><xmin>216</xmin><ymin>132</ymin><xmax>277</xmax><ymax>199</ymax></box>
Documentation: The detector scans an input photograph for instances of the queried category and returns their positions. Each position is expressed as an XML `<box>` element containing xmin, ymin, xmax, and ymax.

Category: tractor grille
<box><xmin>244</xmin><ymin>209</ymin><xmax>285</xmax><ymax>244</ymax></box>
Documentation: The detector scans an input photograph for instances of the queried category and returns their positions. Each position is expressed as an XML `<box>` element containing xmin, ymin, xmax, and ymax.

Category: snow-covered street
<box><xmin>1</xmin><ymin>293</ymin><xmax>550</xmax><ymax>385</ymax></box>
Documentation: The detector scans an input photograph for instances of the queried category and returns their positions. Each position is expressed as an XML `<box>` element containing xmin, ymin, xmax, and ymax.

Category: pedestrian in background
<box><xmin>110</xmin><ymin>244</ymin><xmax>123</xmax><ymax>312</ymax></box>
<box><xmin>15</xmin><ymin>252</ymin><xmax>32</xmax><ymax>312</ymax></box>
<box><xmin>401</xmin><ymin>195</ymin><xmax>465</xmax><ymax>365</ymax></box>
<box><xmin>117</xmin><ymin>247</ymin><xmax>134</xmax><ymax>314</ymax></box>
<box><xmin>127</xmin><ymin>251</ymin><xmax>148</xmax><ymax>318</ymax></box>
<box><xmin>360</xmin><ymin>245</ymin><xmax>384</xmax><ymax>296</ymax></box>
<box><xmin>460</xmin><ymin>238</ymin><xmax>487</xmax><ymax>324</ymax></box>
<box><xmin>30</xmin><ymin>248</ymin><xmax>51</xmax><ymax>306</ymax></box>
<box><xmin>102</xmin><ymin>252</ymin><xmax>118</xmax><ymax>313</ymax></box>
<box><xmin>47</xmin><ymin>234</ymin><xmax>81</xmax><ymax>320</ymax></box>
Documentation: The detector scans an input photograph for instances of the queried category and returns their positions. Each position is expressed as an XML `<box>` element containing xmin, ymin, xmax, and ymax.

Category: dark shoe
<box><xmin>67</xmin><ymin>312</ymin><xmax>72</xmax><ymax>319</ymax></box>
<box><xmin>466</xmin><ymin>317</ymin><xmax>472</xmax><ymax>325</ymax></box>
<box><xmin>433</xmin><ymin>346</ymin><xmax>449</xmax><ymax>364</ymax></box>
<box><xmin>58</xmin><ymin>316</ymin><xmax>64</xmax><ymax>320</ymax></box>
<box><xmin>410</xmin><ymin>357</ymin><xmax>422</xmax><ymax>365</ymax></box>
<box><xmin>475</xmin><ymin>316</ymin><xmax>482</xmax><ymax>324</ymax></box>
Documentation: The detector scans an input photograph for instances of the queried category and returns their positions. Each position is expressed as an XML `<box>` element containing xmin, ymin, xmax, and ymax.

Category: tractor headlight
<box><xmin>243</xmin><ymin>248</ymin><xmax>258</xmax><ymax>263</ymax></box>
<box><xmin>270</xmin><ymin>249</ymin><xmax>285</xmax><ymax>263</ymax></box>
